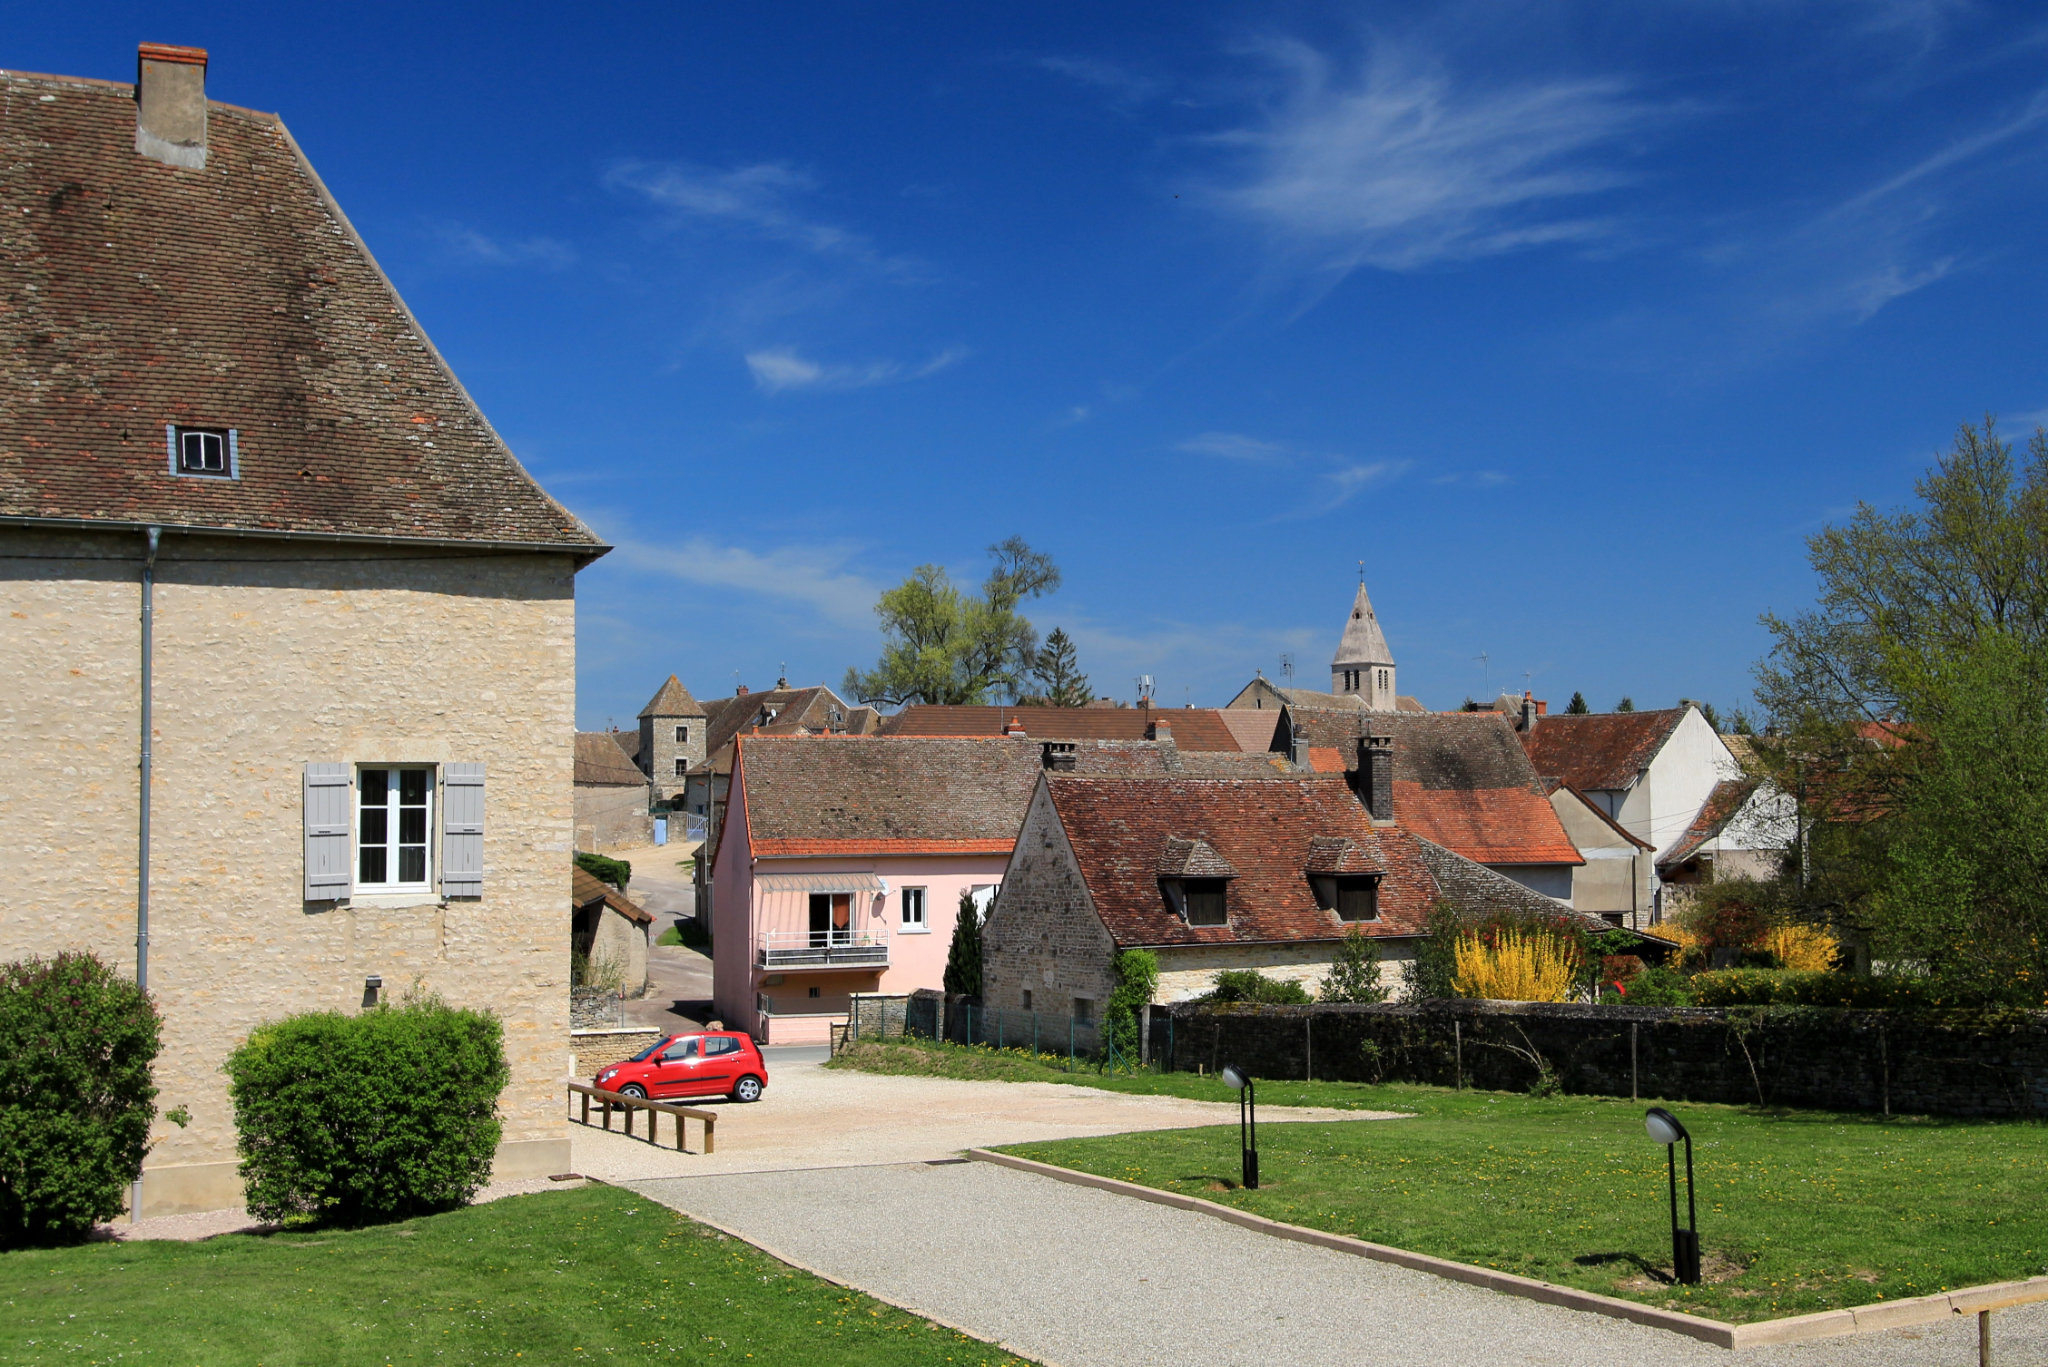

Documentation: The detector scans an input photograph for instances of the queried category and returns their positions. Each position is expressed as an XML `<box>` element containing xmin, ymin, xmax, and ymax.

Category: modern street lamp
<box><xmin>1221</xmin><ymin>1064</ymin><xmax>1258</xmax><ymax>1190</ymax></box>
<box><xmin>1644</xmin><ymin>1106</ymin><xmax>1700</xmax><ymax>1285</ymax></box>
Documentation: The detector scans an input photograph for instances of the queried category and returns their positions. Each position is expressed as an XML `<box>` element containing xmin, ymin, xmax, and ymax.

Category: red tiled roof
<box><xmin>1306</xmin><ymin>747</ymin><xmax>1347</xmax><ymax>773</ymax></box>
<box><xmin>574</xmin><ymin>732</ymin><xmax>647</xmax><ymax>786</ymax></box>
<box><xmin>753</xmin><ymin>838</ymin><xmax>1014</xmax><ymax>857</ymax></box>
<box><xmin>572</xmin><ymin>865</ymin><xmax>652</xmax><ymax>925</ymax></box>
<box><xmin>879</xmin><ymin>705</ymin><xmax>1244</xmax><ymax>751</ymax></box>
<box><xmin>1658</xmin><ymin>778</ymin><xmax>1760</xmax><ymax>870</ymax></box>
<box><xmin>0</xmin><ymin>68</ymin><xmax>602</xmax><ymax>554</ymax></box>
<box><xmin>1519</xmin><ymin>710</ymin><xmax>1688</xmax><ymax>793</ymax></box>
<box><xmin>1216</xmin><ymin>709</ymin><xmax>1286</xmax><ymax>752</ymax></box>
<box><xmin>1042</xmin><ymin>775</ymin><xmax>1590</xmax><ymax>949</ymax></box>
<box><xmin>1286</xmin><ymin>709</ymin><xmax>1580</xmax><ymax>867</ymax></box>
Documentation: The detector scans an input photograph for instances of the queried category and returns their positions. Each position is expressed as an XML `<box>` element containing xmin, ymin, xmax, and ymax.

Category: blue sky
<box><xmin>24</xmin><ymin>2</ymin><xmax>2048</xmax><ymax>725</ymax></box>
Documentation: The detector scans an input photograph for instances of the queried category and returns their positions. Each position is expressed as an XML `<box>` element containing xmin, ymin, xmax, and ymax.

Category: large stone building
<box><xmin>635</xmin><ymin>675</ymin><xmax>706</xmax><ymax>807</ymax></box>
<box><xmin>0</xmin><ymin>47</ymin><xmax>604</xmax><ymax>1214</ymax></box>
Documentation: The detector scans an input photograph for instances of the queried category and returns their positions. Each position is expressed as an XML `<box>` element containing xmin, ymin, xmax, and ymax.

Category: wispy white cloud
<box><xmin>745</xmin><ymin>345</ymin><xmax>968</xmax><ymax>394</ymax></box>
<box><xmin>609</xmin><ymin>533</ymin><xmax>882</xmax><ymax>630</ymax></box>
<box><xmin>1036</xmin><ymin>54</ymin><xmax>1167</xmax><ymax>105</ymax></box>
<box><xmin>1207</xmin><ymin>39</ymin><xmax>1655</xmax><ymax>274</ymax></box>
<box><xmin>1176</xmin><ymin>431</ymin><xmax>1288</xmax><ymax>462</ymax></box>
<box><xmin>431</xmin><ymin>223</ymin><xmax>575</xmax><ymax>269</ymax></box>
<box><xmin>608</xmin><ymin>159</ymin><xmax>919</xmax><ymax>277</ymax></box>
<box><xmin>1324</xmin><ymin>461</ymin><xmax>1409</xmax><ymax>507</ymax></box>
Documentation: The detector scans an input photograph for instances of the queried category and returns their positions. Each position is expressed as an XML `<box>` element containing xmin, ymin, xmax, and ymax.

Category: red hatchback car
<box><xmin>594</xmin><ymin>1031</ymin><xmax>768</xmax><ymax>1104</ymax></box>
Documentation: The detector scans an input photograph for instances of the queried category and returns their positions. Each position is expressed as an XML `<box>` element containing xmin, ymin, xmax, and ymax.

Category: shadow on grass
<box><xmin>1574</xmin><ymin>1250</ymin><xmax>1673</xmax><ymax>1284</ymax></box>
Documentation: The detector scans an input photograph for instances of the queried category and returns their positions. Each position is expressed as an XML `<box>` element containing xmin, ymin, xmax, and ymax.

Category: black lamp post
<box><xmin>1221</xmin><ymin>1064</ymin><xmax>1258</xmax><ymax>1190</ymax></box>
<box><xmin>1645</xmin><ymin>1106</ymin><xmax>1700</xmax><ymax>1285</ymax></box>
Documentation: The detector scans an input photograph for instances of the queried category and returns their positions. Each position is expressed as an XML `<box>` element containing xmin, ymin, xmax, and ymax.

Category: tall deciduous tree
<box><xmin>1757</xmin><ymin>419</ymin><xmax>2048</xmax><ymax>1003</ymax></box>
<box><xmin>843</xmin><ymin>539</ymin><xmax>1060</xmax><ymax>706</ymax></box>
<box><xmin>1027</xmin><ymin>627</ymin><xmax>1094</xmax><ymax>707</ymax></box>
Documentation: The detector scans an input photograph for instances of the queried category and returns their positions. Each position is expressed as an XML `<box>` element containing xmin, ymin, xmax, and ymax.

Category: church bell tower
<box><xmin>1331</xmin><ymin>580</ymin><xmax>1396</xmax><ymax>711</ymax></box>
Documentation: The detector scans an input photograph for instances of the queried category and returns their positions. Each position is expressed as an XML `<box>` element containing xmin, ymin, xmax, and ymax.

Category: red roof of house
<box><xmin>1519</xmin><ymin>710</ymin><xmax>1689</xmax><ymax>793</ymax></box>
<box><xmin>879</xmin><ymin>705</ymin><xmax>1244</xmax><ymax>751</ymax></box>
<box><xmin>1659</xmin><ymin>778</ymin><xmax>1762</xmax><ymax>870</ymax></box>
<box><xmin>572</xmin><ymin>866</ymin><xmax>652</xmax><ymax>926</ymax></box>
<box><xmin>1042</xmin><ymin>775</ymin><xmax>1595</xmax><ymax>949</ymax></box>
<box><xmin>1286</xmin><ymin>709</ymin><xmax>1581</xmax><ymax>867</ymax></box>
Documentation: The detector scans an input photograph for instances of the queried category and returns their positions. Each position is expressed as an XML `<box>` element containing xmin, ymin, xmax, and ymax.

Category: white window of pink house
<box><xmin>901</xmin><ymin>886</ymin><xmax>928</xmax><ymax>932</ymax></box>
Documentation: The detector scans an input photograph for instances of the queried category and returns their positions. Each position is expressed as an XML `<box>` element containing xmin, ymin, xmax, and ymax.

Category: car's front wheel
<box><xmin>619</xmin><ymin>1083</ymin><xmax>648</xmax><ymax>1100</ymax></box>
<box><xmin>731</xmin><ymin>1075</ymin><xmax>763</xmax><ymax>1103</ymax></box>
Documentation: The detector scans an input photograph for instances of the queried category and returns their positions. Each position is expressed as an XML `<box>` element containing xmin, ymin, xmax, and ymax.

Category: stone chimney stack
<box><xmin>1360</xmin><ymin>734</ymin><xmax>1395</xmax><ymax>823</ymax></box>
<box><xmin>135</xmin><ymin>43</ymin><xmax>209</xmax><ymax>169</ymax></box>
<box><xmin>1004</xmin><ymin>716</ymin><xmax>1028</xmax><ymax>738</ymax></box>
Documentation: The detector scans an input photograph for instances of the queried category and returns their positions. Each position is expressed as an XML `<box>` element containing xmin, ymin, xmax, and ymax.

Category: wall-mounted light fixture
<box><xmin>363</xmin><ymin>974</ymin><xmax>383</xmax><ymax>1009</ymax></box>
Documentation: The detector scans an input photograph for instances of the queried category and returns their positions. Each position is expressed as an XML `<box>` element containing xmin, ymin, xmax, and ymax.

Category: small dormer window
<box><xmin>1162</xmin><ymin>876</ymin><xmax>1229</xmax><ymax>927</ymax></box>
<box><xmin>169</xmin><ymin>425</ymin><xmax>237</xmax><ymax>479</ymax></box>
<box><xmin>1312</xmin><ymin>874</ymin><xmax>1380</xmax><ymax>922</ymax></box>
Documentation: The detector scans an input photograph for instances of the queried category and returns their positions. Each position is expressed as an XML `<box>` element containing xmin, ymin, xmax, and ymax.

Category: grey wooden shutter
<box><xmin>442</xmin><ymin>763</ymin><xmax>485</xmax><ymax>898</ymax></box>
<box><xmin>304</xmin><ymin>763</ymin><xmax>354</xmax><ymax>901</ymax></box>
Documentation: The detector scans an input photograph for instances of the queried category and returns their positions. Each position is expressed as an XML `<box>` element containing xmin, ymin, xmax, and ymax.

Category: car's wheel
<box><xmin>731</xmin><ymin>1075</ymin><xmax>763</xmax><ymax>1103</ymax></box>
<box><xmin>619</xmin><ymin>1083</ymin><xmax>647</xmax><ymax>1100</ymax></box>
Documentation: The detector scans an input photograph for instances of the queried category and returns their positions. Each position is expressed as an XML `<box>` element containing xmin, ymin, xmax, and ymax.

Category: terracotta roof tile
<box><xmin>1659</xmin><ymin>778</ymin><xmax>1760</xmax><ymax>870</ymax></box>
<box><xmin>575</xmin><ymin>732</ymin><xmax>648</xmax><ymax>786</ymax></box>
<box><xmin>572</xmin><ymin>865</ymin><xmax>651</xmax><ymax>925</ymax></box>
<box><xmin>0</xmin><ymin>70</ymin><xmax>602</xmax><ymax>553</ymax></box>
<box><xmin>1043</xmin><ymin>775</ymin><xmax>1592</xmax><ymax>950</ymax></box>
<box><xmin>638</xmin><ymin>675</ymin><xmax>704</xmax><ymax>718</ymax></box>
<box><xmin>1287</xmin><ymin>709</ymin><xmax>1581</xmax><ymax>866</ymax></box>
<box><xmin>1519</xmin><ymin>710</ymin><xmax>1688</xmax><ymax>793</ymax></box>
<box><xmin>879</xmin><ymin>704</ymin><xmax>1244</xmax><ymax>751</ymax></box>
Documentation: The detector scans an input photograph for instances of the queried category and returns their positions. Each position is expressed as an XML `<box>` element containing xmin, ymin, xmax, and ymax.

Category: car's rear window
<box><xmin>705</xmin><ymin>1036</ymin><xmax>741</xmax><ymax>1056</ymax></box>
<box><xmin>628</xmin><ymin>1039</ymin><xmax>665</xmax><ymax>1063</ymax></box>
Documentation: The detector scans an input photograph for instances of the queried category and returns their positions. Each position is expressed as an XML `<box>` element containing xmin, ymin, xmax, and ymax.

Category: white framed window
<box><xmin>358</xmin><ymin>765</ymin><xmax>433</xmax><ymax>891</ymax></box>
<box><xmin>674</xmin><ymin>757</ymin><xmax>688</xmax><ymax>777</ymax></box>
<box><xmin>167</xmin><ymin>424</ymin><xmax>237</xmax><ymax>479</ymax></box>
<box><xmin>901</xmin><ymin>886</ymin><xmax>928</xmax><ymax>932</ymax></box>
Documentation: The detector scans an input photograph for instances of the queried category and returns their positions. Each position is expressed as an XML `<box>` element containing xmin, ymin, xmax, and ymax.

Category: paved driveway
<box><xmin>605</xmin><ymin>844</ymin><xmax>713</xmax><ymax>1031</ymax></box>
<box><xmin>600</xmin><ymin>1056</ymin><xmax>2048</xmax><ymax>1365</ymax></box>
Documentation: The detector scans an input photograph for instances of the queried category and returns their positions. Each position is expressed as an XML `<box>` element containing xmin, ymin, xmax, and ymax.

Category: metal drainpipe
<box><xmin>132</xmin><ymin>525</ymin><xmax>159</xmax><ymax>1223</ymax></box>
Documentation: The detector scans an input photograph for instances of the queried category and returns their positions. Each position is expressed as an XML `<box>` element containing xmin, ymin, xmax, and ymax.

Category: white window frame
<box><xmin>167</xmin><ymin>424</ymin><xmax>239</xmax><ymax>480</ymax></box>
<box><xmin>357</xmin><ymin>764</ymin><xmax>436</xmax><ymax>894</ymax></box>
<box><xmin>674</xmin><ymin>757</ymin><xmax>688</xmax><ymax>777</ymax></box>
<box><xmin>900</xmin><ymin>886</ymin><xmax>929</xmax><ymax>932</ymax></box>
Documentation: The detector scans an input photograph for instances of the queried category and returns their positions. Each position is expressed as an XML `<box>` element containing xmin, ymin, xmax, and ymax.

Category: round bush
<box><xmin>227</xmin><ymin>998</ymin><xmax>508</xmax><ymax>1225</ymax></box>
<box><xmin>0</xmin><ymin>953</ymin><xmax>161</xmax><ymax>1247</ymax></box>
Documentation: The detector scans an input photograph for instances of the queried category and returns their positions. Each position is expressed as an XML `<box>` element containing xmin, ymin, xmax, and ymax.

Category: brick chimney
<box><xmin>135</xmin><ymin>43</ymin><xmax>209</xmax><ymax>169</ymax></box>
<box><xmin>1146</xmin><ymin>717</ymin><xmax>1172</xmax><ymax>741</ymax></box>
<box><xmin>1360</xmin><ymin>734</ymin><xmax>1394</xmax><ymax>823</ymax></box>
<box><xmin>1004</xmin><ymin>716</ymin><xmax>1028</xmax><ymax>738</ymax></box>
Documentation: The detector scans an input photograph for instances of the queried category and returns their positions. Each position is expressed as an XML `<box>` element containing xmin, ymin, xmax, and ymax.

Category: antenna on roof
<box><xmin>1135</xmin><ymin>674</ymin><xmax>1155</xmax><ymax>704</ymax></box>
<box><xmin>1280</xmin><ymin>653</ymin><xmax>1294</xmax><ymax>684</ymax></box>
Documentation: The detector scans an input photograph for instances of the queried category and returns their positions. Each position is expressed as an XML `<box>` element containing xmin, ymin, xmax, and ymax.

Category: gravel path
<box><xmin>631</xmin><ymin>1160</ymin><xmax>2048</xmax><ymax>1366</ymax></box>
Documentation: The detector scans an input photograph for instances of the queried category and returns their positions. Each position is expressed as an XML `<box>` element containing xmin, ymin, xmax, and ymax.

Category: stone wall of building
<box><xmin>981</xmin><ymin>784</ymin><xmax>1118</xmax><ymax>1020</ymax></box>
<box><xmin>570</xmin><ymin>1027</ymin><xmax>667</xmax><ymax>1075</ymax></box>
<box><xmin>0</xmin><ymin>528</ymin><xmax>579</xmax><ymax>1214</ymax></box>
<box><xmin>1151</xmin><ymin>998</ymin><xmax>2048</xmax><ymax>1117</ymax></box>
<box><xmin>1153</xmin><ymin>939</ymin><xmax>1418</xmax><ymax>1003</ymax></box>
<box><xmin>574</xmin><ymin>782</ymin><xmax>653</xmax><ymax>852</ymax></box>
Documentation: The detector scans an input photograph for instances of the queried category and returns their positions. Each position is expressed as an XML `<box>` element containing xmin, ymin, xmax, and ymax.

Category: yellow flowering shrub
<box><xmin>1451</xmin><ymin>930</ymin><xmax>1578</xmax><ymax>1002</ymax></box>
<box><xmin>1761</xmin><ymin>923</ymin><xmax>1840</xmax><ymax>972</ymax></box>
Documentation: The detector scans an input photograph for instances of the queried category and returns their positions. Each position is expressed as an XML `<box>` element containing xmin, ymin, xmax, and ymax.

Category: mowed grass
<box><xmin>0</xmin><ymin>1183</ymin><xmax>1030</xmax><ymax>1366</ymax></box>
<box><xmin>997</xmin><ymin>1084</ymin><xmax>2048</xmax><ymax>1323</ymax></box>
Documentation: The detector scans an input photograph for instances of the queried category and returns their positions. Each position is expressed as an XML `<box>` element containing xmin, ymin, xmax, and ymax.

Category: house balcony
<box><xmin>756</xmin><ymin>928</ymin><xmax>890</xmax><ymax>971</ymax></box>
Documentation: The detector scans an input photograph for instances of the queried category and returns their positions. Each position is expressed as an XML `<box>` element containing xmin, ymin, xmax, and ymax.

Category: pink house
<box><xmin>709</xmin><ymin>729</ymin><xmax>1274</xmax><ymax>1043</ymax></box>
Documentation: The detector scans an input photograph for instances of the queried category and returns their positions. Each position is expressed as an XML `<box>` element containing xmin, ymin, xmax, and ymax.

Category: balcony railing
<box><xmin>757</xmin><ymin>928</ymin><xmax>890</xmax><ymax>970</ymax></box>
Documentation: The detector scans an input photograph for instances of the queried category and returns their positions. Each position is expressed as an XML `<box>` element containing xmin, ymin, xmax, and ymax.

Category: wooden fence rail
<box><xmin>566</xmin><ymin>1081</ymin><xmax>716</xmax><ymax>1154</ymax></box>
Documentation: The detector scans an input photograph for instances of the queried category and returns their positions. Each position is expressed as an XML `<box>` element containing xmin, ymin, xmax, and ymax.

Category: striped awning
<box><xmin>755</xmin><ymin>872</ymin><xmax>886</xmax><ymax>894</ymax></box>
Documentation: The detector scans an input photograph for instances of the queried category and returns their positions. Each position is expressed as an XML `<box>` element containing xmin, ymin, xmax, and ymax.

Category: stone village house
<box><xmin>983</xmin><ymin>772</ymin><xmax>1610</xmax><ymax>1011</ymax></box>
<box><xmin>0</xmin><ymin>48</ymin><xmax>604</xmax><ymax>1214</ymax></box>
<box><xmin>710</xmin><ymin>731</ymin><xmax>1288</xmax><ymax>1042</ymax></box>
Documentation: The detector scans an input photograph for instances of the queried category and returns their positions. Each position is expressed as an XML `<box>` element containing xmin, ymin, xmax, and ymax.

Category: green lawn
<box><xmin>999</xmin><ymin>1086</ymin><xmax>2048</xmax><ymax>1323</ymax></box>
<box><xmin>0</xmin><ymin>1184</ymin><xmax>1029</xmax><ymax>1366</ymax></box>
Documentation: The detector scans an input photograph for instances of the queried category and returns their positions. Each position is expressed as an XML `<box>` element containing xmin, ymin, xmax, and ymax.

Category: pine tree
<box><xmin>1614</xmin><ymin>696</ymin><xmax>1636</xmax><ymax>713</ymax></box>
<box><xmin>1029</xmin><ymin>627</ymin><xmax>1094</xmax><ymax>707</ymax></box>
<box><xmin>1565</xmin><ymin>691</ymin><xmax>1590</xmax><ymax>715</ymax></box>
<box><xmin>1320</xmin><ymin>926</ymin><xmax>1388</xmax><ymax>1003</ymax></box>
<box><xmin>943</xmin><ymin>889</ymin><xmax>983</xmax><ymax>997</ymax></box>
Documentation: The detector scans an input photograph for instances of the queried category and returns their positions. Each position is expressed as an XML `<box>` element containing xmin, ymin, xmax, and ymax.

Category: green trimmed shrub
<box><xmin>1206</xmin><ymin>969</ymin><xmax>1314</xmax><ymax>1005</ymax></box>
<box><xmin>1104</xmin><ymin>949</ymin><xmax>1158</xmax><ymax>1058</ymax></box>
<box><xmin>227</xmin><ymin>997</ymin><xmax>508</xmax><ymax>1226</ymax></box>
<box><xmin>0</xmin><ymin>953</ymin><xmax>162</xmax><ymax>1247</ymax></box>
<box><xmin>1689</xmin><ymin>969</ymin><xmax>1929</xmax><ymax>1009</ymax></box>
<box><xmin>574</xmin><ymin>852</ymin><xmax>631</xmax><ymax>891</ymax></box>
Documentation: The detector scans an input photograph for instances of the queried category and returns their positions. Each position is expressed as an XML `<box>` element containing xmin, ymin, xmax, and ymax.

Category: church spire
<box><xmin>1331</xmin><ymin>580</ymin><xmax>1396</xmax><ymax>710</ymax></box>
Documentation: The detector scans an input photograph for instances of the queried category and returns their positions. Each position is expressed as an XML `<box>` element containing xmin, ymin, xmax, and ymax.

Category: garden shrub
<box><xmin>227</xmin><ymin>996</ymin><xmax>508</xmax><ymax>1225</ymax></box>
<box><xmin>1103</xmin><ymin>949</ymin><xmax>1158</xmax><ymax>1059</ymax></box>
<box><xmin>1408</xmin><ymin>902</ymin><xmax>1612</xmax><ymax>999</ymax></box>
<box><xmin>1451</xmin><ymin>928</ymin><xmax>1580</xmax><ymax>1001</ymax></box>
<box><xmin>1600</xmin><ymin>964</ymin><xmax>1695</xmax><ymax>1006</ymax></box>
<box><xmin>0</xmin><ymin>953</ymin><xmax>162</xmax><ymax>1247</ymax></box>
<box><xmin>1206</xmin><ymin>969</ymin><xmax>1313</xmax><ymax>1004</ymax></box>
<box><xmin>574</xmin><ymin>851</ymin><xmax>631</xmax><ymax>891</ymax></box>
<box><xmin>1758</xmin><ymin>923</ymin><xmax>1842</xmax><ymax>972</ymax></box>
<box><xmin>1689</xmin><ymin>969</ymin><xmax>1928</xmax><ymax>1009</ymax></box>
<box><xmin>1321</xmin><ymin>926</ymin><xmax>1389</xmax><ymax>1003</ymax></box>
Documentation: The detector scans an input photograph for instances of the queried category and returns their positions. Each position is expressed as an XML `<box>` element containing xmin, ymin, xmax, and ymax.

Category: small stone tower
<box><xmin>1331</xmin><ymin>581</ymin><xmax>1397</xmax><ymax>711</ymax></box>
<box><xmin>638</xmin><ymin>675</ymin><xmax>706</xmax><ymax>806</ymax></box>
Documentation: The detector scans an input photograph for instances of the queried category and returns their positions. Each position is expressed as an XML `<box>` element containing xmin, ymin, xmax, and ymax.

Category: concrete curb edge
<box><xmin>965</xmin><ymin>1148</ymin><xmax>2048</xmax><ymax>1351</ymax></box>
